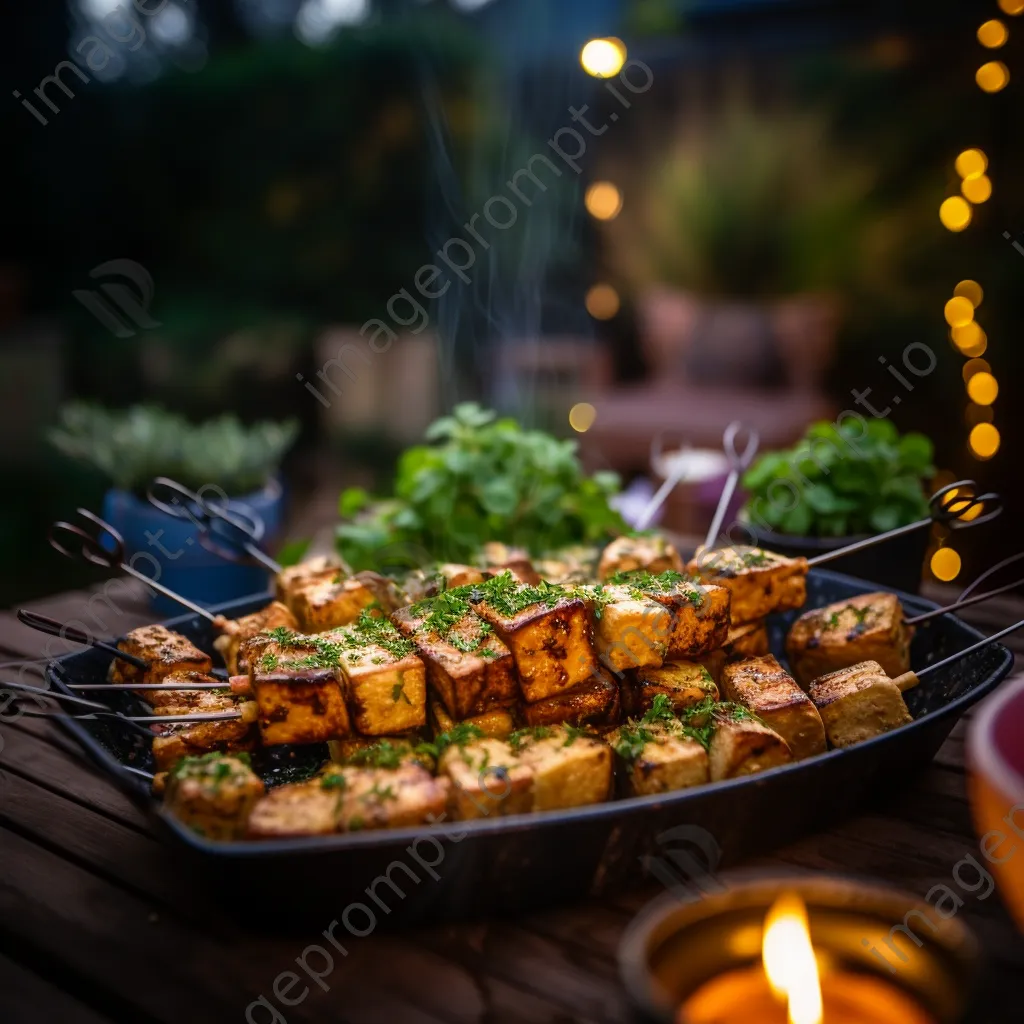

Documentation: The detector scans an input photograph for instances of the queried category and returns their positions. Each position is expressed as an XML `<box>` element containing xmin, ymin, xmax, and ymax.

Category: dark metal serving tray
<box><xmin>47</xmin><ymin>570</ymin><xmax>1013</xmax><ymax>928</ymax></box>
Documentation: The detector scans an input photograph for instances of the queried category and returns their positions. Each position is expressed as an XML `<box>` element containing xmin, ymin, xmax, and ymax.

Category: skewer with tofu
<box><xmin>150</xmin><ymin>690</ymin><xmax>260</xmax><ymax>770</ymax></box>
<box><xmin>212</xmin><ymin>601</ymin><xmax>298</xmax><ymax>675</ymax></box>
<box><xmin>807</xmin><ymin>659</ymin><xmax>913</xmax><ymax>749</ymax></box>
<box><xmin>598</xmin><ymin>534</ymin><xmax>685</xmax><ymax>580</ymax></box>
<box><xmin>109</xmin><ymin>625</ymin><xmax>213</xmax><ymax>686</ymax></box>
<box><xmin>687</xmin><ymin>546</ymin><xmax>807</xmax><ymax>626</ymax></box>
<box><xmin>622</xmin><ymin>659</ymin><xmax>720</xmax><ymax>719</ymax></box>
<box><xmin>162</xmin><ymin>752</ymin><xmax>265</xmax><ymax>839</ymax></box>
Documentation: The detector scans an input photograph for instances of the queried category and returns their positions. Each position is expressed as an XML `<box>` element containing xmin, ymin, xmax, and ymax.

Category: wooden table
<box><xmin>2</xmin><ymin>582</ymin><xmax>1024</xmax><ymax>1024</ymax></box>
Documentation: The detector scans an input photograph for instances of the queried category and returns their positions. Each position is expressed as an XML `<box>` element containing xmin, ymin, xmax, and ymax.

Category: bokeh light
<box><xmin>584</xmin><ymin>181</ymin><xmax>623</xmax><ymax>221</ymax></box>
<box><xmin>580</xmin><ymin>38</ymin><xmax>626</xmax><ymax>78</ymax></box>
<box><xmin>939</xmin><ymin>196</ymin><xmax>972</xmax><ymax>232</ymax></box>
<box><xmin>944</xmin><ymin>296</ymin><xmax>975</xmax><ymax>327</ymax></box>
<box><xmin>961</xmin><ymin>175</ymin><xmax>992</xmax><ymax>204</ymax></box>
<box><xmin>978</xmin><ymin>20</ymin><xmax>1009</xmax><ymax>47</ymax></box>
<box><xmin>969</xmin><ymin>422</ymin><xmax>1001</xmax><ymax>459</ymax></box>
<box><xmin>955</xmin><ymin>149</ymin><xmax>987</xmax><ymax>178</ymax></box>
<box><xmin>952</xmin><ymin>321</ymin><xmax>984</xmax><ymax>350</ymax></box>
<box><xmin>930</xmin><ymin>547</ymin><xmax>962</xmax><ymax>582</ymax></box>
<box><xmin>967</xmin><ymin>371</ymin><xmax>999</xmax><ymax>405</ymax></box>
<box><xmin>568</xmin><ymin>402</ymin><xmax>597</xmax><ymax>433</ymax></box>
<box><xmin>976</xmin><ymin>61</ymin><xmax>1010</xmax><ymax>92</ymax></box>
<box><xmin>998</xmin><ymin>0</ymin><xmax>1024</xmax><ymax>15</ymax></box>
<box><xmin>585</xmin><ymin>283</ymin><xmax>621</xmax><ymax>320</ymax></box>
<box><xmin>953</xmin><ymin>280</ymin><xmax>984</xmax><ymax>307</ymax></box>
<box><xmin>962</xmin><ymin>358</ymin><xmax>991</xmax><ymax>382</ymax></box>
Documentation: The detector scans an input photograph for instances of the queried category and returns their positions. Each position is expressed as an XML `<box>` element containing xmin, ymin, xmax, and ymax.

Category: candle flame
<box><xmin>762</xmin><ymin>892</ymin><xmax>824</xmax><ymax>1024</ymax></box>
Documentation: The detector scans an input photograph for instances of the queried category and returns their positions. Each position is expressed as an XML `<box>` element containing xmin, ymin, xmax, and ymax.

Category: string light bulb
<box><xmin>998</xmin><ymin>0</ymin><xmax>1024</xmax><ymax>16</ymax></box>
<box><xmin>961</xmin><ymin>175</ymin><xmax>993</xmax><ymax>203</ymax></box>
<box><xmin>584</xmin><ymin>181</ymin><xmax>623</xmax><ymax>220</ymax></box>
<box><xmin>944</xmin><ymin>296</ymin><xmax>975</xmax><ymax>327</ymax></box>
<box><xmin>955</xmin><ymin>149</ymin><xmax>987</xmax><ymax>178</ymax></box>
<box><xmin>931</xmin><ymin>548</ymin><xmax>962</xmax><ymax>582</ymax></box>
<box><xmin>953</xmin><ymin>280</ymin><xmax>984</xmax><ymax>307</ymax></box>
<box><xmin>568</xmin><ymin>402</ymin><xmax>597</xmax><ymax>432</ymax></box>
<box><xmin>939</xmin><ymin>196</ymin><xmax>972</xmax><ymax>232</ymax></box>
<box><xmin>976</xmin><ymin>61</ymin><xmax>1010</xmax><ymax>92</ymax></box>
<box><xmin>580</xmin><ymin>38</ymin><xmax>626</xmax><ymax>78</ymax></box>
<box><xmin>585</xmin><ymin>283</ymin><xmax>620</xmax><ymax>320</ymax></box>
<box><xmin>969</xmin><ymin>422</ymin><xmax>1001</xmax><ymax>459</ymax></box>
<box><xmin>978</xmin><ymin>20</ymin><xmax>1009</xmax><ymax>47</ymax></box>
<box><xmin>967</xmin><ymin>371</ymin><xmax>999</xmax><ymax>405</ymax></box>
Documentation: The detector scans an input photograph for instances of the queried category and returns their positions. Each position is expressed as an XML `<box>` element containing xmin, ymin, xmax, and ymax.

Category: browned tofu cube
<box><xmin>535</xmin><ymin>545</ymin><xmax>600</xmax><ymax>586</ymax></box>
<box><xmin>708</xmin><ymin>716</ymin><xmax>793</xmax><ymax>780</ymax></box>
<box><xmin>598</xmin><ymin>534</ymin><xmax>685</xmax><ymax>580</ymax></box>
<box><xmin>623</xmin><ymin>660</ymin><xmax>719</xmax><ymax>719</ymax></box>
<box><xmin>725</xmin><ymin>620</ymin><xmax>770</xmax><ymax>659</ymax></box>
<box><xmin>330</xmin><ymin>763</ymin><xmax>449</xmax><ymax>831</ymax></box>
<box><xmin>511</xmin><ymin>725</ymin><xmax>612</xmax><ymax>811</ymax></box>
<box><xmin>247</xmin><ymin>779</ymin><xmax>345</xmax><ymax>838</ymax></box>
<box><xmin>584</xmin><ymin>584</ymin><xmax>671</xmax><ymax>673</ymax></box>
<box><xmin>163</xmin><ymin>753</ymin><xmax>265</xmax><ymax>840</ymax></box>
<box><xmin>275</xmin><ymin>555</ymin><xmax>344</xmax><ymax>608</ymax></box>
<box><xmin>140</xmin><ymin>671</ymin><xmax>229</xmax><ymax>709</ymax></box>
<box><xmin>470</xmin><ymin>574</ymin><xmax>597</xmax><ymax>702</ymax></box>
<box><xmin>809</xmin><ymin>659</ymin><xmax>913</xmax><ymax>748</ymax></box>
<box><xmin>786</xmin><ymin>592</ymin><xmax>912</xmax><ymax>690</ymax></box>
<box><xmin>150</xmin><ymin>693</ymin><xmax>259</xmax><ymax>771</ymax></box>
<box><xmin>520</xmin><ymin>665</ymin><xmax>621</xmax><ymax>729</ymax></box>
<box><xmin>213</xmin><ymin>601</ymin><xmax>298</xmax><ymax>675</ymax></box>
<box><xmin>110</xmin><ymin>625</ymin><xmax>212</xmax><ymax>686</ymax></box>
<box><xmin>327</xmin><ymin>736</ymin><xmax>436</xmax><ymax>772</ymax></box>
<box><xmin>720</xmin><ymin>655</ymin><xmax>826</xmax><ymax>760</ymax></box>
<box><xmin>429</xmin><ymin>697</ymin><xmax>518</xmax><ymax>740</ymax></box>
<box><xmin>392</xmin><ymin>598</ymin><xmax>518</xmax><ymax>719</ymax></box>
<box><xmin>290</xmin><ymin>570</ymin><xmax>395</xmax><ymax>633</ymax></box>
<box><xmin>687</xmin><ymin>547</ymin><xmax>807</xmax><ymax>626</ymax></box>
<box><xmin>439</xmin><ymin>738</ymin><xmax>534</xmax><ymax>820</ymax></box>
<box><xmin>609</xmin><ymin>721</ymin><xmax>709</xmax><ymax>796</ymax></box>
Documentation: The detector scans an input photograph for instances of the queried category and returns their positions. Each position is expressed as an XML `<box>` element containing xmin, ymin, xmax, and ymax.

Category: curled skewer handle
<box><xmin>49</xmin><ymin>515</ymin><xmax>123</xmax><ymax>569</ymax></box>
<box><xmin>705</xmin><ymin>422</ymin><xmax>759</xmax><ymax>550</ymax></box>
<box><xmin>16</xmin><ymin>609</ymin><xmax>148</xmax><ymax>668</ymax></box>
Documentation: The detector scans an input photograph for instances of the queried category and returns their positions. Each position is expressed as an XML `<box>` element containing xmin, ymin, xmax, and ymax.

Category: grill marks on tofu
<box><xmin>469</xmin><ymin>574</ymin><xmax>597</xmax><ymax>703</ymax></box>
<box><xmin>520</xmin><ymin>665</ymin><xmax>622</xmax><ymax>729</ymax></box>
<box><xmin>140</xmin><ymin>671</ymin><xmax>229</xmax><ymax>708</ymax></box>
<box><xmin>623</xmin><ymin>660</ymin><xmax>720</xmax><ymax>719</ymax></box>
<box><xmin>150</xmin><ymin>693</ymin><xmax>259</xmax><ymax>771</ymax></box>
<box><xmin>429</xmin><ymin>697</ymin><xmax>517</xmax><ymax>740</ymax></box>
<box><xmin>584</xmin><ymin>584</ymin><xmax>671</xmax><ymax>673</ymax></box>
<box><xmin>786</xmin><ymin>592</ymin><xmax>912</xmax><ymax>689</ymax></box>
<box><xmin>289</xmin><ymin>571</ymin><xmax>396</xmax><ymax>633</ymax></box>
<box><xmin>708</xmin><ymin>716</ymin><xmax>793</xmax><ymax>780</ymax></box>
<box><xmin>598</xmin><ymin>534</ymin><xmax>685</xmax><ymax>580</ymax></box>
<box><xmin>610</xmin><ymin>720</ymin><xmax>709</xmax><ymax>796</ymax></box>
<box><xmin>110</xmin><ymin>626</ymin><xmax>212</xmax><ymax>686</ymax></box>
<box><xmin>213</xmin><ymin>601</ymin><xmax>297</xmax><ymax>675</ymax></box>
<box><xmin>809</xmin><ymin>660</ymin><xmax>913</xmax><ymax>749</ymax></box>
<box><xmin>392</xmin><ymin>598</ymin><xmax>517</xmax><ymax>720</ymax></box>
<box><xmin>688</xmin><ymin>547</ymin><xmax>807</xmax><ymax>625</ymax></box>
<box><xmin>164</xmin><ymin>753</ymin><xmax>265</xmax><ymax>839</ymax></box>
<box><xmin>439</xmin><ymin>738</ymin><xmax>535</xmax><ymax>820</ymax></box>
<box><xmin>275</xmin><ymin>555</ymin><xmax>344</xmax><ymax>607</ymax></box>
<box><xmin>720</xmin><ymin>655</ymin><xmax>826</xmax><ymax>761</ymax></box>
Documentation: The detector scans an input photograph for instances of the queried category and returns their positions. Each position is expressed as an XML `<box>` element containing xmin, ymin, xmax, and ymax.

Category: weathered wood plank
<box><xmin>0</xmin><ymin>952</ymin><xmax>115</xmax><ymax>1024</ymax></box>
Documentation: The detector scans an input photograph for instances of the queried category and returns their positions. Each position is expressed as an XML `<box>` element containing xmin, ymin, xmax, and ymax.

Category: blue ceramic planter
<box><xmin>101</xmin><ymin>480</ymin><xmax>284</xmax><ymax>614</ymax></box>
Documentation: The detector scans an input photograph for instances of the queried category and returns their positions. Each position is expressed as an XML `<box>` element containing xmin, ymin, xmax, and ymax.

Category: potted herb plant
<box><xmin>49</xmin><ymin>404</ymin><xmax>298</xmax><ymax>610</ymax></box>
<box><xmin>739</xmin><ymin>418</ymin><xmax>935</xmax><ymax>593</ymax></box>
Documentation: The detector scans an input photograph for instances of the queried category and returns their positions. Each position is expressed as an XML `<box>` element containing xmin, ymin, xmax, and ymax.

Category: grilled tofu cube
<box><xmin>535</xmin><ymin>545</ymin><xmax>600</xmax><ymax>586</ymax></box>
<box><xmin>511</xmin><ymin>725</ymin><xmax>612</xmax><ymax>811</ymax></box>
<box><xmin>290</xmin><ymin>570</ymin><xmax>396</xmax><ymax>633</ymax></box>
<box><xmin>688</xmin><ymin>547</ymin><xmax>807</xmax><ymax>626</ymax></box>
<box><xmin>585</xmin><ymin>584</ymin><xmax>671</xmax><ymax>673</ymax></box>
<box><xmin>247</xmin><ymin>779</ymin><xmax>345</xmax><ymax>838</ymax></box>
<box><xmin>721</xmin><ymin>655</ymin><xmax>826</xmax><ymax>761</ymax></box>
<box><xmin>708</xmin><ymin>716</ymin><xmax>793</xmax><ymax>780</ymax></box>
<box><xmin>520</xmin><ymin>665</ymin><xmax>621</xmax><ymax>729</ymax></box>
<box><xmin>470</xmin><ymin>575</ymin><xmax>597</xmax><ymax>702</ymax></box>
<box><xmin>275</xmin><ymin>555</ymin><xmax>344</xmax><ymax>608</ymax></box>
<box><xmin>598</xmin><ymin>534</ymin><xmax>685</xmax><ymax>580</ymax></box>
<box><xmin>392</xmin><ymin>600</ymin><xmax>518</xmax><ymax>719</ymax></box>
<box><xmin>786</xmin><ymin>592</ymin><xmax>912</xmax><ymax>689</ymax></box>
<box><xmin>140</xmin><ymin>671</ymin><xmax>230</xmax><ymax>709</ymax></box>
<box><xmin>623</xmin><ymin>660</ymin><xmax>719</xmax><ymax>719</ymax></box>
<box><xmin>163</xmin><ymin>753</ymin><xmax>265</xmax><ymax>840</ymax></box>
<box><xmin>330</xmin><ymin>763</ymin><xmax>449</xmax><ymax>831</ymax></box>
<box><xmin>150</xmin><ymin>694</ymin><xmax>259</xmax><ymax>771</ymax></box>
<box><xmin>609</xmin><ymin>721</ymin><xmax>709</xmax><ymax>796</ymax></box>
<box><xmin>809</xmin><ymin>660</ymin><xmax>913</xmax><ymax>748</ymax></box>
<box><xmin>439</xmin><ymin>738</ymin><xmax>534</xmax><ymax>820</ymax></box>
<box><xmin>429</xmin><ymin>697</ymin><xmax>517</xmax><ymax>740</ymax></box>
<box><xmin>109</xmin><ymin>625</ymin><xmax>212</xmax><ymax>686</ymax></box>
<box><xmin>213</xmin><ymin>601</ymin><xmax>298</xmax><ymax>675</ymax></box>
<box><xmin>478</xmin><ymin>542</ymin><xmax>541</xmax><ymax>583</ymax></box>
<box><xmin>725</xmin><ymin>620</ymin><xmax>770</xmax><ymax>659</ymax></box>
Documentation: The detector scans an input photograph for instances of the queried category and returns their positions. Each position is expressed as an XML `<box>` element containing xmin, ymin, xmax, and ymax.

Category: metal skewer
<box><xmin>704</xmin><ymin>421</ymin><xmax>759</xmax><ymax>551</ymax></box>
<box><xmin>905</xmin><ymin>552</ymin><xmax>1024</xmax><ymax>626</ymax></box>
<box><xmin>48</xmin><ymin>508</ymin><xmax>219</xmax><ymax>623</ymax></box>
<box><xmin>147</xmin><ymin>477</ymin><xmax>282</xmax><ymax>574</ymax></box>
<box><xmin>805</xmin><ymin>480</ymin><xmax>1002</xmax><ymax>568</ymax></box>
<box><xmin>957</xmin><ymin>549</ymin><xmax>1024</xmax><ymax>604</ymax></box>
<box><xmin>68</xmin><ymin>680</ymin><xmax>238</xmax><ymax>692</ymax></box>
<box><xmin>635</xmin><ymin>436</ymin><xmax>692</xmax><ymax>532</ymax></box>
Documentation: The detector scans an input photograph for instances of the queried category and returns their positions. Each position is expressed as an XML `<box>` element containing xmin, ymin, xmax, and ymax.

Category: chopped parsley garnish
<box><xmin>561</xmin><ymin>723</ymin><xmax>591</xmax><ymax>747</ymax></box>
<box><xmin>348</xmin><ymin>815</ymin><xmax>365</xmax><ymax>831</ymax></box>
<box><xmin>470</xmin><ymin>572</ymin><xmax>567</xmax><ymax>617</ymax></box>
<box><xmin>606</xmin><ymin>570</ymin><xmax>705</xmax><ymax>607</ymax></box>
<box><xmin>260</xmin><ymin>652</ymin><xmax>279</xmax><ymax>670</ymax></box>
<box><xmin>320</xmin><ymin>771</ymin><xmax>347</xmax><ymax>791</ymax></box>
<box><xmin>344</xmin><ymin>740</ymin><xmax>405</xmax><ymax>770</ymax></box>
<box><xmin>507</xmin><ymin>725</ymin><xmax>554</xmax><ymax>755</ymax></box>
<box><xmin>826</xmin><ymin>604</ymin><xmax>872</xmax><ymax>630</ymax></box>
<box><xmin>367</xmin><ymin>782</ymin><xmax>396</xmax><ymax>802</ymax></box>
<box><xmin>414</xmin><ymin>722</ymin><xmax>484</xmax><ymax>760</ymax></box>
<box><xmin>391</xmin><ymin>679</ymin><xmax>412</xmax><ymax>705</ymax></box>
<box><xmin>169</xmin><ymin>750</ymin><xmax>253</xmax><ymax>783</ymax></box>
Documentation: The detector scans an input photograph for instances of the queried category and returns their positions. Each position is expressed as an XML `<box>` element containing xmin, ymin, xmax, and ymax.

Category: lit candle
<box><xmin>678</xmin><ymin>892</ymin><xmax>937</xmax><ymax>1024</ymax></box>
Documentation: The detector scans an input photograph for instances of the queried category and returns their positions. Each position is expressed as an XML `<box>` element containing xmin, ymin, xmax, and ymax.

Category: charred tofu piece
<box><xmin>213</xmin><ymin>601</ymin><xmax>298</xmax><ymax>675</ymax></box>
<box><xmin>290</xmin><ymin>570</ymin><xmax>396</xmax><ymax>633</ymax></box>
<box><xmin>329</xmin><ymin>763</ymin><xmax>449</xmax><ymax>832</ymax></box>
<box><xmin>598</xmin><ymin>534</ymin><xmax>685</xmax><ymax>580</ymax></box>
<box><xmin>725</xmin><ymin>620</ymin><xmax>770</xmax><ymax>659</ymax></box>
<box><xmin>721</xmin><ymin>656</ymin><xmax>826</xmax><ymax>761</ymax></box>
<box><xmin>329</xmin><ymin>617</ymin><xmax>427</xmax><ymax>736</ymax></box>
<box><xmin>275</xmin><ymin>555</ymin><xmax>345</xmax><ymax>608</ymax></box>
<box><xmin>247</xmin><ymin>778</ymin><xmax>345</xmax><ymax>838</ymax></box>
<box><xmin>688</xmin><ymin>547</ymin><xmax>807</xmax><ymax>626</ymax></box>
<box><xmin>392</xmin><ymin>595</ymin><xmax>518</xmax><ymax>719</ymax></box>
<box><xmin>469</xmin><ymin>574</ymin><xmax>597</xmax><ymax>702</ymax></box>
<box><xmin>610</xmin><ymin>720</ymin><xmax>709</xmax><ymax>796</ymax></box>
<box><xmin>583</xmin><ymin>584</ymin><xmax>671</xmax><ymax>673</ymax></box>
<box><xmin>140</xmin><ymin>671</ymin><xmax>230</xmax><ymax>709</ymax></box>
<box><xmin>109</xmin><ymin>625</ymin><xmax>212</xmax><ymax>686</ymax></box>
<box><xmin>163</xmin><ymin>753</ymin><xmax>265</xmax><ymax>840</ymax></box>
<box><xmin>786</xmin><ymin>592</ymin><xmax>912</xmax><ymax>689</ymax></box>
<box><xmin>430</xmin><ymin>697</ymin><xmax>518</xmax><ymax>740</ymax></box>
<box><xmin>439</xmin><ymin>737</ymin><xmax>534</xmax><ymax>820</ymax></box>
<box><xmin>708</xmin><ymin>715</ymin><xmax>793</xmax><ymax>780</ymax></box>
<box><xmin>623</xmin><ymin>660</ymin><xmax>719</xmax><ymax>719</ymax></box>
<box><xmin>809</xmin><ymin>660</ymin><xmax>913</xmax><ymax>749</ymax></box>
<box><xmin>478</xmin><ymin>542</ymin><xmax>542</xmax><ymax>584</ymax></box>
<box><xmin>520</xmin><ymin>665</ymin><xmax>621</xmax><ymax>729</ymax></box>
<box><xmin>328</xmin><ymin>735</ymin><xmax>436</xmax><ymax>772</ymax></box>
<box><xmin>510</xmin><ymin>725</ymin><xmax>612</xmax><ymax>811</ymax></box>
<box><xmin>150</xmin><ymin>693</ymin><xmax>259</xmax><ymax>771</ymax></box>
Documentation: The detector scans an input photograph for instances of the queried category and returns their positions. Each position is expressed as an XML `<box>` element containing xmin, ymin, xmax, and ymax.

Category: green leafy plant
<box><xmin>48</xmin><ymin>403</ymin><xmax>297</xmax><ymax>497</ymax></box>
<box><xmin>740</xmin><ymin>419</ymin><xmax>934</xmax><ymax>537</ymax></box>
<box><xmin>336</xmin><ymin>404</ymin><xmax>626</xmax><ymax>571</ymax></box>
